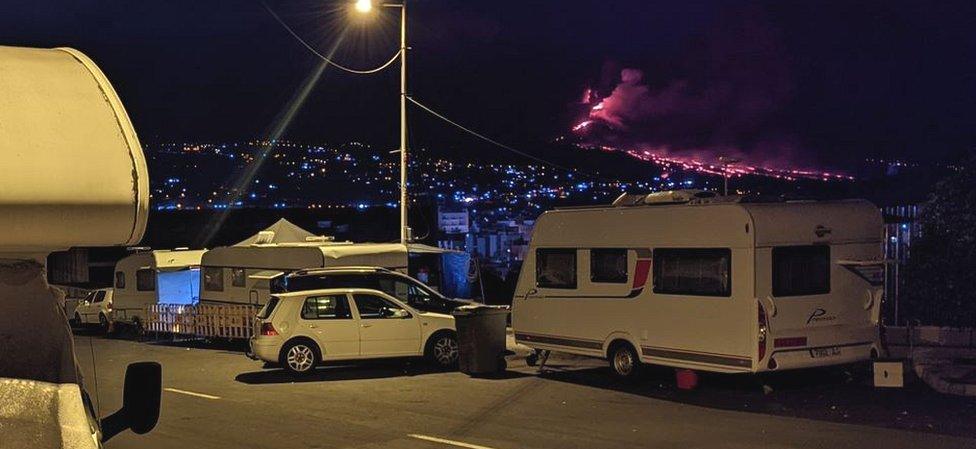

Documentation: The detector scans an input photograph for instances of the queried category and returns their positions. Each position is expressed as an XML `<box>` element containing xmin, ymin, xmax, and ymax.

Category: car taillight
<box><xmin>758</xmin><ymin>301</ymin><xmax>768</xmax><ymax>361</ymax></box>
<box><xmin>260</xmin><ymin>322</ymin><xmax>278</xmax><ymax>336</ymax></box>
<box><xmin>106</xmin><ymin>302</ymin><xmax>112</xmax><ymax>311</ymax></box>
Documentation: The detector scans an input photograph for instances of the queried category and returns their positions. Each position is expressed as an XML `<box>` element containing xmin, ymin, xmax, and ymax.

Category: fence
<box><xmin>146</xmin><ymin>303</ymin><xmax>257</xmax><ymax>340</ymax></box>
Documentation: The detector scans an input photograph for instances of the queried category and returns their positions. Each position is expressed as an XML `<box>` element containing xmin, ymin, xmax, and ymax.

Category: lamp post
<box><xmin>718</xmin><ymin>156</ymin><xmax>740</xmax><ymax>196</ymax></box>
<box><xmin>355</xmin><ymin>0</ymin><xmax>409</xmax><ymax>244</ymax></box>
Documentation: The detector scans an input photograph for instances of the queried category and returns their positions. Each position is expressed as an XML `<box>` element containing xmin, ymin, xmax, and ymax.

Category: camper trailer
<box><xmin>0</xmin><ymin>45</ymin><xmax>159</xmax><ymax>448</ymax></box>
<box><xmin>199</xmin><ymin>219</ymin><xmax>470</xmax><ymax>306</ymax></box>
<box><xmin>513</xmin><ymin>191</ymin><xmax>885</xmax><ymax>377</ymax></box>
<box><xmin>110</xmin><ymin>249</ymin><xmax>206</xmax><ymax>328</ymax></box>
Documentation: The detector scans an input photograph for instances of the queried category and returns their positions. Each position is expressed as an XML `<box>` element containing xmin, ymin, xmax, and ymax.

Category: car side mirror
<box><xmin>101</xmin><ymin>362</ymin><xmax>161</xmax><ymax>442</ymax></box>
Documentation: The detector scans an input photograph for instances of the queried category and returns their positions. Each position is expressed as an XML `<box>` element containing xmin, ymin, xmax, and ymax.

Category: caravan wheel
<box><xmin>609</xmin><ymin>343</ymin><xmax>642</xmax><ymax>380</ymax></box>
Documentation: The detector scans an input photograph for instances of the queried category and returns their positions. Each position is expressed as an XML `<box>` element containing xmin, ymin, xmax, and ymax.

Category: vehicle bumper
<box><xmin>248</xmin><ymin>336</ymin><xmax>281</xmax><ymax>363</ymax></box>
<box><xmin>762</xmin><ymin>341</ymin><xmax>877</xmax><ymax>372</ymax></box>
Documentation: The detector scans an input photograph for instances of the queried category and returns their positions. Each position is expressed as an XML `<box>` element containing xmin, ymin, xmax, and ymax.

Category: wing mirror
<box><xmin>101</xmin><ymin>362</ymin><xmax>161</xmax><ymax>442</ymax></box>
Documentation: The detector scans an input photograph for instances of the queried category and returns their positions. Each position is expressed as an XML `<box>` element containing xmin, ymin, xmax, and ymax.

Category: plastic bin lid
<box><xmin>451</xmin><ymin>304</ymin><xmax>510</xmax><ymax>316</ymax></box>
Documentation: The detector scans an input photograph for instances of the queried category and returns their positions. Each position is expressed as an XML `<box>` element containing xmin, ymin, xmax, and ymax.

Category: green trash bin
<box><xmin>451</xmin><ymin>305</ymin><xmax>509</xmax><ymax>376</ymax></box>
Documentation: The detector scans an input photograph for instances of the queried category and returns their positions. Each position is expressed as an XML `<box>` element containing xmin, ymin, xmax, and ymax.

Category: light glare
<box><xmin>354</xmin><ymin>0</ymin><xmax>373</xmax><ymax>13</ymax></box>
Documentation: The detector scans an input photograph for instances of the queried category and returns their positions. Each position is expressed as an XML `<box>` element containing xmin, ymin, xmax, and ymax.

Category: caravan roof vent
<box><xmin>644</xmin><ymin>189</ymin><xmax>716</xmax><ymax>205</ymax></box>
<box><xmin>253</xmin><ymin>231</ymin><xmax>276</xmax><ymax>245</ymax></box>
<box><xmin>611</xmin><ymin>193</ymin><xmax>648</xmax><ymax>207</ymax></box>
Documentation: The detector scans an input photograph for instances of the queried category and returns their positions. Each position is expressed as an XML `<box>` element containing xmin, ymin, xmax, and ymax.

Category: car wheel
<box><xmin>281</xmin><ymin>340</ymin><xmax>319</xmax><ymax>375</ymax></box>
<box><xmin>609</xmin><ymin>343</ymin><xmax>642</xmax><ymax>380</ymax></box>
<box><xmin>427</xmin><ymin>333</ymin><xmax>459</xmax><ymax>368</ymax></box>
<box><xmin>98</xmin><ymin>314</ymin><xmax>110</xmax><ymax>333</ymax></box>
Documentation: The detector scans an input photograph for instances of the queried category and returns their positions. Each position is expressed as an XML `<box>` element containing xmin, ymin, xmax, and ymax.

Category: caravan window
<box><xmin>136</xmin><ymin>269</ymin><xmax>156</xmax><ymax>291</ymax></box>
<box><xmin>114</xmin><ymin>272</ymin><xmax>125</xmax><ymax>289</ymax></box>
<box><xmin>773</xmin><ymin>245</ymin><xmax>830</xmax><ymax>297</ymax></box>
<box><xmin>591</xmin><ymin>249</ymin><xmax>628</xmax><ymax>283</ymax></box>
<box><xmin>653</xmin><ymin>248</ymin><xmax>731</xmax><ymax>297</ymax></box>
<box><xmin>231</xmin><ymin>268</ymin><xmax>246</xmax><ymax>287</ymax></box>
<box><xmin>203</xmin><ymin>267</ymin><xmax>224</xmax><ymax>292</ymax></box>
<box><xmin>536</xmin><ymin>249</ymin><xmax>577</xmax><ymax>289</ymax></box>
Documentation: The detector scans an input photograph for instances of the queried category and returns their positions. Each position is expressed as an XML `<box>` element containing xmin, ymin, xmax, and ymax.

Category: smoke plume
<box><xmin>577</xmin><ymin>7</ymin><xmax>807</xmax><ymax>169</ymax></box>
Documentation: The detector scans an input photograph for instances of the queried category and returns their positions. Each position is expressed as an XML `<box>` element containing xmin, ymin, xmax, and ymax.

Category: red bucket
<box><xmin>676</xmin><ymin>369</ymin><xmax>698</xmax><ymax>390</ymax></box>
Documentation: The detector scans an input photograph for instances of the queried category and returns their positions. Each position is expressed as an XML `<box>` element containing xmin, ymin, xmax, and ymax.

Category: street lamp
<box><xmin>355</xmin><ymin>0</ymin><xmax>410</xmax><ymax>244</ymax></box>
<box><xmin>354</xmin><ymin>0</ymin><xmax>373</xmax><ymax>13</ymax></box>
<box><xmin>718</xmin><ymin>156</ymin><xmax>741</xmax><ymax>196</ymax></box>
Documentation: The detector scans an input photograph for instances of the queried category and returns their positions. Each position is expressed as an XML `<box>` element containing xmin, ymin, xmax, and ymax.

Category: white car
<box><xmin>73</xmin><ymin>288</ymin><xmax>114</xmax><ymax>331</ymax></box>
<box><xmin>248</xmin><ymin>288</ymin><xmax>459</xmax><ymax>375</ymax></box>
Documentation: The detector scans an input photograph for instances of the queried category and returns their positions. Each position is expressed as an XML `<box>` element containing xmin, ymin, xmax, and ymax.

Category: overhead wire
<box><xmin>406</xmin><ymin>96</ymin><xmax>613</xmax><ymax>182</ymax></box>
<box><xmin>262</xmin><ymin>1</ymin><xmax>400</xmax><ymax>75</ymax></box>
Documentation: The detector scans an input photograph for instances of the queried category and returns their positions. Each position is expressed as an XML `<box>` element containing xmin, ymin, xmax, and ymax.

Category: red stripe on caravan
<box><xmin>632</xmin><ymin>259</ymin><xmax>652</xmax><ymax>290</ymax></box>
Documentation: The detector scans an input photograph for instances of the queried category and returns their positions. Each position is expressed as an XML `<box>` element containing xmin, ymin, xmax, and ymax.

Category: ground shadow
<box><xmin>236</xmin><ymin>359</ymin><xmax>530</xmax><ymax>384</ymax></box>
<box><xmin>535</xmin><ymin>362</ymin><xmax>976</xmax><ymax>438</ymax></box>
<box><xmin>145</xmin><ymin>337</ymin><xmax>249</xmax><ymax>353</ymax></box>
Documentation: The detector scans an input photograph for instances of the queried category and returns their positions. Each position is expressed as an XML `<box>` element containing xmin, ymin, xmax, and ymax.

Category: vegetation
<box><xmin>901</xmin><ymin>153</ymin><xmax>976</xmax><ymax>326</ymax></box>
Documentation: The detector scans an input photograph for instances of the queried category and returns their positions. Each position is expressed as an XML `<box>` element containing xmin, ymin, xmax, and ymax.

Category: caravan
<box><xmin>513</xmin><ymin>191</ymin><xmax>885</xmax><ymax>377</ymax></box>
<box><xmin>199</xmin><ymin>219</ymin><xmax>470</xmax><ymax>307</ymax></box>
<box><xmin>108</xmin><ymin>249</ymin><xmax>206</xmax><ymax>329</ymax></box>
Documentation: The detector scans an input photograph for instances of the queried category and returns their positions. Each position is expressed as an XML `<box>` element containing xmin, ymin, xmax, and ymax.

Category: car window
<box><xmin>257</xmin><ymin>297</ymin><xmax>280</xmax><ymax>319</ymax></box>
<box><xmin>353</xmin><ymin>293</ymin><xmax>411</xmax><ymax>319</ymax></box>
<box><xmin>83</xmin><ymin>291</ymin><xmax>96</xmax><ymax>302</ymax></box>
<box><xmin>377</xmin><ymin>276</ymin><xmax>448</xmax><ymax>312</ymax></box>
<box><xmin>285</xmin><ymin>273</ymin><xmax>381</xmax><ymax>292</ymax></box>
<box><xmin>301</xmin><ymin>295</ymin><xmax>352</xmax><ymax>320</ymax></box>
<box><xmin>93</xmin><ymin>291</ymin><xmax>106</xmax><ymax>303</ymax></box>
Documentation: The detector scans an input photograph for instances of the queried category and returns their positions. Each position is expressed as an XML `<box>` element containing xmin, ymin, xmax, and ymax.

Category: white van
<box><xmin>512</xmin><ymin>191</ymin><xmax>885</xmax><ymax>377</ymax></box>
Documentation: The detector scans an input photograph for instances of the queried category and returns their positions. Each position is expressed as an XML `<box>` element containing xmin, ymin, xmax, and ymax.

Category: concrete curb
<box><xmin>914</xmin><ymin>363</ymin><xmax>976</xmax><ymax>397</ymax></box>
<box><xmin>911</xmin><ymin>348</ymin><xmax>976</xmax><ymax>397</ymax></box>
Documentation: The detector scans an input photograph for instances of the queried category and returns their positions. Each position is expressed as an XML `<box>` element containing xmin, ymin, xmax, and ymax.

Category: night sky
<box><xmin>3</xmin><ymin>0</ymin><xmax>974</xmax><ymax>168</ymax></box>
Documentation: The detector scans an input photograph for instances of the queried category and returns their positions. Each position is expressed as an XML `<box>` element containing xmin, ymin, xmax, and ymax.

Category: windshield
<box><xmin>257</xmin><ymin>296</ymin><xmax>280</xmax><ymax>319</ymax></box>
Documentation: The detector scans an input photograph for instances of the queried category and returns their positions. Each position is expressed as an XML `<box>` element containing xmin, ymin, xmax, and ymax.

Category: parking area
<box><xmin>71</xmin><ymin>334</ymin><xmax>976</xmax><ymax>449</ymax></box>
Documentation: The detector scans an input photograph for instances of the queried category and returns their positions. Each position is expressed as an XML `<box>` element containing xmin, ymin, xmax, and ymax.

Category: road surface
<box><xmin>73</xmin><ymin>336</ymin><xmax>976</xmax><ymax>449</ymax></box>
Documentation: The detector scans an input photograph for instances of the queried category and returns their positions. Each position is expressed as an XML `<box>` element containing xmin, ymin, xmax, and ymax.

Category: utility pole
<box><xmin>397</xmin><ymin>1</ymin><xmax>409</xmax><ymax>244</ymax></box>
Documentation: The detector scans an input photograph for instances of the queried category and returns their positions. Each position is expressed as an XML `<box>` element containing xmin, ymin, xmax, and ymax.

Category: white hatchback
<box><xmin>248</xmin><ymin>288</ymin><xmax>459</xmax><ymax>375</ymax></box>
<box><xmin>73</xmin><ymin>288</ymin><xmax>115</xmax><ymax>331</ymax></box>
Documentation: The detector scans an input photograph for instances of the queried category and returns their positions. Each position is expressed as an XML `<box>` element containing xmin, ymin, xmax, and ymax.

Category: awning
<box><xmin>248</xmin><ymin>270</ymin><xmax>285</xmax><ymax>280</ymax></box>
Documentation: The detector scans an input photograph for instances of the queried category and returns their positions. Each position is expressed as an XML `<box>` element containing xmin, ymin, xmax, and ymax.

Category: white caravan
<box><xmin>110</xmin><ymin>249</ymin><xmax>206</xmax><ymax>327</ymax></box>
<box><xmin>513</xmin><ymin>191</ymin><xmax>885</xmax><ymax>377</ymax></box>
<box><xmin>199</xmin><ymin>219</ymin><xmax>462</xmax><ymax>306</ymax></box>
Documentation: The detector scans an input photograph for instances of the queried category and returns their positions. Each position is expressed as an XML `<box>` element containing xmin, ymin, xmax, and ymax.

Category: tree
<box><xmin>901</xmin><ymin>153</ymin><xmax>976</xmax><ymax>326</ymax></box>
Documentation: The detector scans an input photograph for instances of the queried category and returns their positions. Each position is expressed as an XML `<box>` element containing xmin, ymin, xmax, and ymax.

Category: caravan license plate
<box><xmin>809</xmin><ymin>346</ymin><xmax>842</xmax><ymax>358</ymax></box>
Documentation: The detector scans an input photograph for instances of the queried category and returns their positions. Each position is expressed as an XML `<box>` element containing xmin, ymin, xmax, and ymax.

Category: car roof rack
<box><xmin>289</xmin><ymin>266</ymin><xmax>396</xmax><ymax>276</ymax></box>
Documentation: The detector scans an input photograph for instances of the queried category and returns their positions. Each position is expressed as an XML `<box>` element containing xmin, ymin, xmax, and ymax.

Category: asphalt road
<box><xmin>72</xmin><ymin>335</ymin><xmax>976</xmax><ymax>449</ymax></box>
